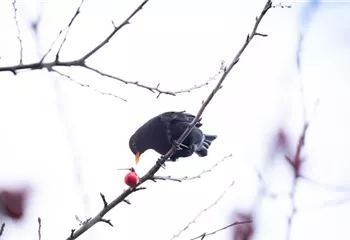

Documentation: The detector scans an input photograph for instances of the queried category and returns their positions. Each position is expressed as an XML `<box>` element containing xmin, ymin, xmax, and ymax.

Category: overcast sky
<box><xmin>0</xmin><ymin>0</ymin><xmax>349</xmax><ymax>240</ymax></box>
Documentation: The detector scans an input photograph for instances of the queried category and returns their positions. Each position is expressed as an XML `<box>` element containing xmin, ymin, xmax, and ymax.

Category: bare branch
<box><xmin>153</xmin><ymin>154</ymin><xmax>232</xmax><ymax>182</ymax></box>
<box><xmin>284</xmin><ymin>121</ymin><xmax>309</xmax><ymax>240</ymax></box>
<box><xmin>163</xmin><ymin>63</ymin><xmax>226</xmax><ymax>97</ymax></box>
<box><xmin>80</xmin><ymin>0</ymin><xmax>149</xmax><ymax>61</ymax></box>
<box><xmin>38</xmin><ymin>217</ymin><xmax>42</xmax><ymax>240</ymax></box>
<box><xmin>0</xmin><ymin>223</ymin><xmax>5</xmax><ymax>238</ymax></box>
<box><xmin>65</xmin><ymin>2</ymin><xmax>273</xmax><ymax>239</ymax></box>
<box><xmin>300</xmin><ymin>175</ymin><xmax>350</xmax><ymax>192</ymax></box>
<box><xmin>189</xmin><ymin>221</ymin><xmax>253</xmax><ymax>240</ymax></box>
<box><xmin>85</xmin><ymin>65</ymin><xmax>211</xmax><ymax>98</ymax></box>
<box><xmin>170</xmin><ymin>180</ymin><xmax>235</xmax><ymax>240</ymax></box>
<box><xmin>55</xmin><ymin>0</ymin><xmax>85</xmax><ymax>61</ymax></box>
<box><xmin>40</xmin><ymin>30</ymin><xmax>63</xmax><ymax>63</ymax></box>
<box><xmin>0</xmin><ymin>0</ymin><xmax>210</xmax><ymax>98</ymax></box>
<box><xmin>12</xmin><ymin>0</ymin><xmax>23</xmax><ymax>64</ymax></box>
<box><xmin>52</xmin><ymin>69</ymin><xmax>127</xmax><ymax>102</ymax></box>
<box><xmin>255</xmin><ymin>168</ymin><xmax>279</xmax><ymax>199</ymax></box>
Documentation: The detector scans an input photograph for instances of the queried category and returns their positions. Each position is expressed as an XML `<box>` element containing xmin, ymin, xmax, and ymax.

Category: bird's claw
<box><xmin>156</xmin><ymin>159</ymin><xmax>166</xmax><ymax>169</ymax></box>
<box><xmin>172</xmin><ymin>140</ymin><xmax>188</xmax><ymax>150</ymax></box>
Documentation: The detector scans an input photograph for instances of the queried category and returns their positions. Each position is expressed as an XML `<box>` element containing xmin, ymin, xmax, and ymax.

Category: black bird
<box><xmin>129</xmin><ymin>111</ymin><xmax>217</xmax><ymax>165</ymax></box>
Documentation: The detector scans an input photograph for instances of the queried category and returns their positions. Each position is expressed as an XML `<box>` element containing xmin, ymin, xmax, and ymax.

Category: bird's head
<box><xmin>129</xmin><ymin>134</ymin><xmax>146</xmax><ymax>165</ymax></box>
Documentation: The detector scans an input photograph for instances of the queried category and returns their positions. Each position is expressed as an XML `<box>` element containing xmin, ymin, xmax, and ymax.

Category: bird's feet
<box><xmin>156</xmin><ymin>159</ymin><xmax>167</xmax><ymax>169</ymax></box>
<box><xmin>172</xmin><ymin>140</ymin><xmax>189</xmax><ymax>150</ymax></box>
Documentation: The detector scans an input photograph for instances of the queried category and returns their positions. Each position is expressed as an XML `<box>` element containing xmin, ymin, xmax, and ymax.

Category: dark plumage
<box><xmin>129</xmin><ymin>111</ymin><xmax>217</xmax><ymax>164</ymax></box>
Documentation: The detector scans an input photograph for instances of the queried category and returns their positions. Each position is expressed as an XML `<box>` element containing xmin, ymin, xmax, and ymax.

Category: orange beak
<box><xmin>135</xmin><ymin>152</ymin><xmax>141</xmax><ymax>165</ymax></box>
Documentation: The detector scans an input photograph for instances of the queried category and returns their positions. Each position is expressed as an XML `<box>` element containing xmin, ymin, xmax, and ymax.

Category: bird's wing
<box><xmin>160</xmin><ymin>111</ymin><xmax>202</xmax><ymax>127</ymax></box>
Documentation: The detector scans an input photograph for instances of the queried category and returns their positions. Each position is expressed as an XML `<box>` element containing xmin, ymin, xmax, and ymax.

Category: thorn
<box><xmin>134</xmin><ymin>187</ymin><xmax>147</xmax><ymax>192</ymax></box>
<box><xmin>123</xmin><ymin>199</ymin><xmax>131</xmax><ymax>205</ymax></box>
<box><xmin>100</xmin><ymin>193</ymin><xmax>108</xmax><ymax>208</ymax></box>
<box><xmin>70</xmin><ymin>229</ymin><xmax>75</xmax><ymax>238</ymax></box>
<box><xmin>111</xmin><ymin>20</ymin><xmax>117</xmax><ymax>28</ymax></box>
<box><xmin>100</xmin><ymin>219</ymin><xmax>114</xmax><ymax>227</ymax></box>
<box><xmin>255</xmin><ymin>32</ymin><xmax>268</xmax><ymax>37</ymax></box>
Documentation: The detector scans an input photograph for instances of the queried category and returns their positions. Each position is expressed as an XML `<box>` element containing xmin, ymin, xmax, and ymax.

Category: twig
<box><xmin>162</xmin><ymin>63</ymin><xmax>226</xmax><ymax>97</ymax></box>
<box><xmin>12</xmin><ymin>0</ymin><xmax>23</xmax><ymax>65</ymax></box>
<box><xmin>189</xmin><ymin>221</ymin><xmax>253</xmax><ymax>240</ymax></box>
<box><xmin>255</xmin><ymin>168</ymin><xmax>279</xmax><ymax>199</ymax></box>
<box><xmin>100</xmin><ymin>193</ymin><xmax>108</xmax><ymax>208</ymax></box>
<box><xmin>285</xmin><ymin>122</ymin><xmax>309</xmax><ymax>240</ymax></box>
<box><xmin>170</xmin><ymin>180</ymin><xmax>235</xmax><ymax>240</ymax></box>
<box><xmin>80</xmin><ymin>0</ymin><xmax>149</xmax><ymax>61</ymax></box>
<box><xmin>84</xmin><ymin>65</ymin><xmax>210</xmax><ymax>97</ymax></box>
<box><xmin>52</xmin><ymin>69</ymin><xmax>127</xmax><ymax>102</ymax></box>
<box><xmin>272</xmin><ymin>3</ymin><xmax>292</xmax><ymax>9</ymax></box>
<box><xmin>0</xmin><ymin>223</ymin><xmax>5</xmax><ymax>238</ymax></box>
<box><xmin>300</xmin><ymin>175</ymin><xmax>350</xmax><ymax>192</ymax></box>
<box><xmin>38</xmin><ymin>217</ymin><xmax>42</xmax><ymax>240</ymax></box>
<box><xmin>65</xmin><ymin>1</ymin><xmax>272</xmax><ymax>239</ymax></box>
<box><xmin>153</xmin><ymin>154</ymin><xmax>232</xmax><ymax>182</ymax></box>
<box><xmin>55</xmin><ymin>0</ymin><xmax>85</xmax><ymax>61</ymax></box>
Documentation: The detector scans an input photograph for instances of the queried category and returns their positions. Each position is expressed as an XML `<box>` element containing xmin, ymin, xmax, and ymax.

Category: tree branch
<box><xmin>66</xmin><ymin>1</ymin><xmax>273</xmax><ymax>239</ymax></box>
<box><xmin>2</xmin><ymin>0</ymin><xmax>217</xmax><ymax>98</ymax></box>
<box><xmin>55</xmin><ymin>0</ymin><xmax>85</xmax><ymax>61</ymax></box>
<box><xmin>80</xmin><ymin>0</ymin><xmax>149</xmax><ymax>61</ymax></box>
<box><xmin>38</xmin><ymin>217</ymin><xmax>42</xmax><ymax>240</ymax></box>
<box><xmin>189</xmin><ymin>221</ymin><xmax>253</xmax><ymax>240</ymax></box>
<box><xmin>52</xmin><ymin>69</ymin><xmax>127</xmax><ymax>102</ymax></box>
<box><xmin>12</xmin><ymin>0</ymin><xmax>23</xmax><ymax>65</ymax></box>
<box><xmin>170</xmin><ymin>180</ymin><xmax>236</xmax><ymax>240</ymax></box>
<box><xmin>152</xmin><ymin>154</ymin><xmax>232</xmax><ymax>182</ymax></box>
<box><xmin>0</xmin><ymin>223</ymin><xmax>5</xmax><ymax>238</ymax></box>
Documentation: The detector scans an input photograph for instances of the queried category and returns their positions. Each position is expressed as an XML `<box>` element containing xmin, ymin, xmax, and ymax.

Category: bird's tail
<box><xmin>195</xmin><ymin>134</ymin><xmax>218</xmax><ymax>157</ymax></box>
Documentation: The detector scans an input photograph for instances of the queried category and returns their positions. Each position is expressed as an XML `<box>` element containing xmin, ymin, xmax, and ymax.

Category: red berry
<box><xmin>124</xmin><ymin>172</ymin><xmax>139</xmax><ymax>187</ymax></box>
<box><xmin>0</xmin><ymin>189</ymin><xmax>27</xmax><ymax>220</ymax></box>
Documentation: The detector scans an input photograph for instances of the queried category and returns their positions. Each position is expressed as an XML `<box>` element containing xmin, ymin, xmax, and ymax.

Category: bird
<box><xmin>129</xmin><ymin>111</ymin><xmax>217</xmax><ymax>165</ymax></box>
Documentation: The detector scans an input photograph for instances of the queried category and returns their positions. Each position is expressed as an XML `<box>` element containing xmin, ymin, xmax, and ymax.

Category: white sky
<box><xmin>0</xmin><ymin>0</ymin><xmax>349</xmax><ymax>240</ymax></box>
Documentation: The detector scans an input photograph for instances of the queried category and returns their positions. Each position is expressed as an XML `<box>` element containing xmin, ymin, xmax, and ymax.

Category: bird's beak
<box><xmin>135</xmin><ymin>152</ymin><xmax>141</xmax><ymax>165</ymax></box>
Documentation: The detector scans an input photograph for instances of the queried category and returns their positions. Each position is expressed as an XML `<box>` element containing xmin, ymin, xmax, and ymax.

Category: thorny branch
<box><xmin>2</xmin><ymin>0</ymin><xmax>209</xmax><ymax>99</ymax></box>
<box><xmin>66</xmin><ymin>1</ymin><xmax>273</xmax><ymax>239</ymax></box>
<box><xmin>189</xmin><ymin>221</ymin><xmax>253</xmax><ymax>240</ymax></box>
<box><xmin>170</xmin><ymin>180</ymin><xmax>236</xmax><ymax>240</ymax></box>
<box><xmin>152</xmin><ymin>154</ymin><xmax>232</xmax><ymax>182</ymax></box>
<box><xmin>12</xmin><ymin>0</ymin><xmax>23</xmax><ymax>65</ymax></box>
